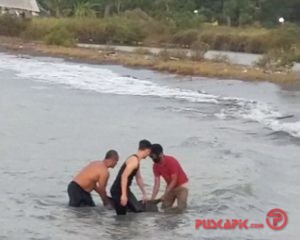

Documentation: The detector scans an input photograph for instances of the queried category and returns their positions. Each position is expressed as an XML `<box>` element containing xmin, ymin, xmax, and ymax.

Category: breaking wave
<box><xmin>0</xmin><ymin>53</ymin><xmax>299</xmax><ymax>138</ymax></box>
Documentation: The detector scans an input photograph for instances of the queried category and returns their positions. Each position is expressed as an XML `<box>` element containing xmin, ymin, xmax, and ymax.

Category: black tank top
<box><xmin>111</xmin><ymin>155</ymin><xmax>139</xmax><ymax>193</ymax></box>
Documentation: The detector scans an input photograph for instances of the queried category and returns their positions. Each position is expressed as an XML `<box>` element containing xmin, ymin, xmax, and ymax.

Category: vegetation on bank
<box><xmin>0</xmin><ymin>10</ymin><xmax>299</xmax><ymax>72</ymax></box>
<box><xmin>0</xmin><ymin>13</ymin><xmax>299</xmax><ymax>53</ymax></box>
<box><xmin>1</xmin><ymin>0</ymin><xmax>300</xmax><ymax>71</ymax></box>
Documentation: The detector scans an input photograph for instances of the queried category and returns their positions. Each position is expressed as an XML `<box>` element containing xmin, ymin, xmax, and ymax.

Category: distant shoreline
<box><xmin>0</xmin><ymin>36</ymin><xmax>299</xmax><ymax>87</ymax></box>
<box><xmin>77</xmin><ymin>43</ymin><xmax>300</xmax><ymax>72</ymax></box>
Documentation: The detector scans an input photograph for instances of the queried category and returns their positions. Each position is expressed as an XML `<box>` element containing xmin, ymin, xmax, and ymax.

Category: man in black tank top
<box><xmin>110</xmin><ymin>139</ymin><xmax>152</xmax><ymax>215</ymax></box>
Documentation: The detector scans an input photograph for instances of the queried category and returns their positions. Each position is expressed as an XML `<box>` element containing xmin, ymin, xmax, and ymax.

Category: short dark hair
<box><xmin>138</xmin><ymin>139</ymin><xmax>152</xmax><ymax>150</ymax></box>
<box><xmin>105</xmin><ymin>150</ymin><xmax>119</xmax><ymax>160</ymax></box>
<box><xmin>151</xmin><ymin>144</ymin><xmax>163</xmax><ymax>155</ymax></box>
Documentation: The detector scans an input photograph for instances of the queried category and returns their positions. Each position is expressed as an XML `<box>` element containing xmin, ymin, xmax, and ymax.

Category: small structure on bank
<box><xmin>0</xmin><ymin>0</ymin><xmax>40</xmax><ymax>17</ymax></box>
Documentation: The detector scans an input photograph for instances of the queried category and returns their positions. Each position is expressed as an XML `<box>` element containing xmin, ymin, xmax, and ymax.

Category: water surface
<box><xmin>0</xmin><ymin>53</ymin><xmax>299</xmax><ymax>240</ymax></box>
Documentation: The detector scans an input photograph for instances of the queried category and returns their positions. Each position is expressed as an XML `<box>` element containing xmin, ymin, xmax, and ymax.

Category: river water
<box><xmin>0</xmin><ymin>52</ymin><xmax>299</xmax><ymax>240</ymax></box>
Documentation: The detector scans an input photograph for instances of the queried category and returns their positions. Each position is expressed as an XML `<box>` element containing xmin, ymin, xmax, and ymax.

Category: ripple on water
<box><xmin>220</xmin><ymin>149</ymin><xmax>242</xmax><ymax>158</ymax></box>
<box><xmin>201</xmin><ymin>237</ymin><xmax>268</xmax><ymax>240</ymax></box>
<box><xmin>210</xmin><ymin>183</ymin><xmax>255</xmax><ymax>198</ymax></box>
<box><xmin>30</xmin><ymin>214</ymin><xmax>57</xmax><ymax>221</ymax></box>
<box><xmin>29</xmin><ymin>238</ymin><xmax>51</xmax><ymax>240</ymax></box>
<box><xmin>266</xmin><ymin>130</ymin><xmax>300</xmax><ymax>145</ymax></box>
<box><xmin>178</xmin><ymin>136</ymin><xmax>225</xmax><ymax>148</ymax></box>
<box><xmin>189</xmin><ymin>183</ymin><xmax>257</xmax><ymax>216</ymax></box>
<box><xmin>11</xmin><ymin>197</ymin><xmax>25</xmax><ymax>205</ymax></box>
<box><xmin>2</xmin><ymin>170</ymin><xmax>35</xmax><ymax>177</ymax></box>
<box><xmin>179</xmin><ymin>136</ymin><xmax>204</xmax><ymax>147</ymax></box>
<box><xmin>99</xmin><ymin>213</ymin><xmax>158</xmax><ymax>238</ymax></box>
<box><xmin>34</xmin><ymin>199</ymin><xmax>53</xmax><ymax>207</ymax></box>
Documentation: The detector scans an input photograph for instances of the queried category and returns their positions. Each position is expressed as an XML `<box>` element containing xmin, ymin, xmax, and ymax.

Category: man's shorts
<box><xmin>67</xmin><ymin>181</ymin><xmax>95</xmax><ymax>207</ymax></box>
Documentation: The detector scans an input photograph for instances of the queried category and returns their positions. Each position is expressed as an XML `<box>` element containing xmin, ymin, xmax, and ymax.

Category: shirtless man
<box><xmin>110</xmin><ymin>140</ymin><xmax>152</xmax><ymax>215</ymax></box>
<box><xmin>150</xmin><ymin>144</ymin><xmax>188</xmax><ymax>211</ymax></box>
<box><xmin>67</xmin><ymin>150</ymin><xmax>119</xmax><ymax>207</ymax></box>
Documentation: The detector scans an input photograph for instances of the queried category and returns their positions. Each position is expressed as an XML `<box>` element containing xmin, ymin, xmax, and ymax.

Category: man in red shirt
<box><xmin>150</xmin><ymin>144</ymin><xmax>188</xmax><ymax>211</ymax></box>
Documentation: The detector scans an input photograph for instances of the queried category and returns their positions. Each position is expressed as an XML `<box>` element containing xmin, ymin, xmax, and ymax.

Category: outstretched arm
<box><xmin>135</xmin><ymin>169</ymin><xmax>147</xmax><ymax>200</ymax></box>
<box><xmin>95</xmin><ymin>171</ymin><xmax>110</xmax><ymax>206</ymax></box>
<box><xmin>151</xmin><ymin>176</ymin><xmax>160</xmax><ymax>200</ymax></box>
<box><xmin>161</xmin><ymin>173</ymin><xmax>177</xmax><ymax>200</ymax></box>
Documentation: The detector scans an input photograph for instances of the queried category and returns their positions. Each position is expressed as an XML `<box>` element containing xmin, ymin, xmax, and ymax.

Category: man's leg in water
<box><xmin>82</xmin><ymin>192</ymin><xmax>96</xmax><ymax>207</ymax></box>
<box><xmin>111</xmin><ymin>190</ymin><xmax>127</xmax><ymax>215</ymax></box>
<box><xmin>161</xmin><ymin>190</ymin><xmax>176</xmax><ymax>209</ymax></box>
<box><xmin>114</xmin><ymin>201</ymin><xmax>127</xmax><ymax>215</ymax></box>
<box><xmin>68</xmin><ymin>182</ymin><xmax>80</xmax><ymax>207</ymax></box>
<box><xmin>174</xmin><ymin>186</ymin><xmax>188</xmax><ymax>211</ymax></box>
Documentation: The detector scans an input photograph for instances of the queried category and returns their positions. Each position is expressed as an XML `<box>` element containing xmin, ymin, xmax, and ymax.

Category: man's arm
<box><xmin>161</xmin><ymin>173</ymin><xmax>178</xmax><ymax>199</ymax></box>
<box><xmin>94</xmin><ymin>171</ymin><xmax>110</xmax><ymax>206</ymax></box>
<box><xmin>135</xmin><ymin>169</ymin><xmax>147</xmax><ymax>200</ymax></box>
<box><xmin>151</xmin><ymin>176</ymin><xmax>160</xmax><ymax>200</ymax></box>
<box><xmin>120</xmin><ymin>157</ymin><xmax>138</xmax><ymax>206</ymax></box>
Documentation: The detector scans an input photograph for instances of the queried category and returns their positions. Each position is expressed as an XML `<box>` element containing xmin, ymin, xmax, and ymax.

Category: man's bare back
<box><xmin>67</xmin><ymin>150</ymin><xmax>118</xmax><ymax>207</ymax></box>
<box><xmin>74</xmin><ymin>161</ymin><xmax>109</xmax><ymax>192</ymax></box>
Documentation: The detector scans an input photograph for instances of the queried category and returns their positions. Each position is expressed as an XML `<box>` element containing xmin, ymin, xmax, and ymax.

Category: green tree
<box><xmin>223</xmin><ymin>0</ymin><xmax>256</xmax><ymax>26</ymax></box>
<box><xmin>38</xmin><ymin>0</ymin><xmax>66</xmax><ymax>17</ymax></box>
<box><xmin>74</xmin><ymin>1</ymin><xmax>96</xmax><ymax>18</ymax></box>
<box><xmin>37</xmin><ymin>0</ymin><xmax>300</xmax><ymax>26</ymax></box>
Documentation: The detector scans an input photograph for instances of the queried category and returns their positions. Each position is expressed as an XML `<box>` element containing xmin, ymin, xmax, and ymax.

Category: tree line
<box><xmin>38</xmin><ymin>0</ymin><xmax>300</xmax><ymax>27</ymax></box>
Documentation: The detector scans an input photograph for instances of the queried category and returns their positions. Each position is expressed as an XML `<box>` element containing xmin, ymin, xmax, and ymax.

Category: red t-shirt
<box><xmin>153</xmin><ymin>155</ymin><xmax>188</xmax><ymax>187</ymax></box>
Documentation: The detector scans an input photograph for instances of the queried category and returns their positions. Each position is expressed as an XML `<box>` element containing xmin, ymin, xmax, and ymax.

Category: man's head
<box><xmin>104</xmin><ymin>149</ymin><xmax>119</xmax><ymax>168</ymax></box>
<box><xmin>150</xmin><ymin>144</ymin><xmax>163</xmax><ymax>163</ymax></box>
<box><xmin>138</xmin><ymin>139</ymin><xmax>152</xmax><ymax>159</ymax></box>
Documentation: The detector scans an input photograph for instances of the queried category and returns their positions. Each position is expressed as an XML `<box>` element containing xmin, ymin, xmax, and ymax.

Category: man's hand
<box><xmin>142</xmin><ymin>193</ymin><xmax>149</xmax><ymax>203</ymax></box>
<box><xmin>120</xmin><ymin>194</ymin><xmax>128</xmax><ymax>206</ymax></box>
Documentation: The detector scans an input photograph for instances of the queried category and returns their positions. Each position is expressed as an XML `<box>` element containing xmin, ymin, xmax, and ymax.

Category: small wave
<box><xmin>180</xmin><ymin>137</ymin><xmax>203</xmax><ymax>147</ymax></box>
<box><xmin>210</xmin><ymin>183</ymin><xmax>255</xmax><ymax>198</ymax></box>
<box><xmin>1</xmin><ymin>53</ymin><xmax>299</xmax><ymax>138</ymax></box>
<box><xmin>217</xmin><ymin>100</ymin><xmax>300</xmax><ymax>138</ymax></box>
<box><xmin>31</xmin><ymin>214</ymin><xmax>57</xmax><ymax>221</ymax></box>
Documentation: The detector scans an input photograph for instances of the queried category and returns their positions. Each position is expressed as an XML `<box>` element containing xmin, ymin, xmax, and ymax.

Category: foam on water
<box><xmin>1</xmin><ymin>53</ymin><xmax>299</xmax><ymax>138</ymax></box>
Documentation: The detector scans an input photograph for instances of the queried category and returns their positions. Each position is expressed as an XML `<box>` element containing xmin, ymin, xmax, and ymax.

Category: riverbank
<box><xmin>0</xmin><ymin>36</ymin><xmax>299</xmax><ymax>86</ymax></box>
<box><xmin>77</xmin><ymin>43</ymin><xmax>300</xmax><ymax>71</ymax></box>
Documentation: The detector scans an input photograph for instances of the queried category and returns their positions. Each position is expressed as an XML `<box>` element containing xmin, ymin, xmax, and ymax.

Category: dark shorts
<box><xmin>67</xmin><ymin>181</ymin><xmax>95</xmax><ymax>207</ymax></box>
<box><xmin>110</xmin><ymin>188</ymin><xmax>144</xmax><ymax>215</ymax></box>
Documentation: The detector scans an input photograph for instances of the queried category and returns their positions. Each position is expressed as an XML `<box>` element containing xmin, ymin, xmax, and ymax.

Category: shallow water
<box><xmin>0</xmin><ymin>52</ymin><xmax>299</xmax><ymax>240</ymax></box>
